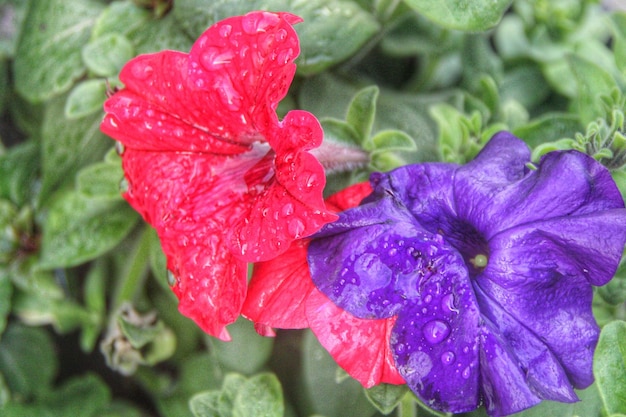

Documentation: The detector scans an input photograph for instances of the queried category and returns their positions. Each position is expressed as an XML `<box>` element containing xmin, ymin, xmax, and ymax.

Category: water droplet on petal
<box><xmin>276</xmin><ymin>28</ymin><xmax>288</xmax><ymax>41</ymax></box>
<box><xmin>288</xmin><ymin>217</ymin><xmax>305</xmax><ymax>238</ymax></box>
<box><xmin>442</xmin><ymin>293</ymin><xmax>459</xmax><ymax>313</ymax></box>
<box><xmin>423</xmin><ymin>320</ymin><xmax>450</xmax><ymax>344</ymax></box>
<box><xmin>219</xmin><ymin>24</ymin><xmax>232</xmax><ymax>37</ymax></box>
<box><xmin>441</xmin><ymin>351</ymin><xmax>455</xmax><ymax>365</ymax></box>
<box><xmin>131</xmin><ymin>62</ymin><xmax>153</xmax><ymax>80</ymax></box>
<box><xmin>166</xmin><ymin>269</ymin><xmax>177</xmax><ymax>286</ymax></box>
<box><xmin>424</xmin><ymin>294</ymin><xmax>433</xmax><ymax>304</ymax></box>
<box><xmin>282</xmin><ymin>203</ymin><xmax>294</xmax><ymax>216</ymax></box>
<box><xmin>462</xmin><ymin>366</ymin><xmax>471</xmax><ymax>379</ymax></box>
<box><xmin>305</xmin><ymin>173</ymin><xmax>318</xmax><ymax>188</ymax></box>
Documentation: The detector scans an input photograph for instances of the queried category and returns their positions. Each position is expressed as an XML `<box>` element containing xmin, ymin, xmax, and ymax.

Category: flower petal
<box><xmin>306</xmin><ymin>289</ymin><xmax>404</xmax><ymax>387</ymax></box>
<box><xmin>478</xmin><ymin>212</ymin><xmax>626</xmax><ymax>387</ymax></box>
<box><xmin>389</xmin><ymin>254</ymin><xmax>483</xmax><ymax>413</ymax></box>
<box><xmin>101</xmin><ymin>52</ymin><xmax>249</xmax><ymax>155</ymax></box>
<box><xmin>473</xmin><ymin>284</ymin><xmax>578</xmax><ymax>403</ymax></box>
<box><xmin>229</xmin><ymin>111</ymin><xmax>337</xmax><ymax>262</ymax></box>
<box><xmin>188</xmin><ymin>12</ymin><xmax>301</xmax><ymax>139</ymax></box>
<box><xmin>478</xmin><ymin>324</ymin><xmax>542</xmax><ymax>417</ymax></box>
<box><xmin>121</xmin><ymin>149</ymin><xmax>251</xmax><ymax>340</ymax></box>
<box><xmin>455</xmin><ymin>132</ymin><xmax>624</xmax><ymax>238</ymax></box>
<box><xmin>242</xmin><ymin>182</ymin><xmax>372</xmax><ymax>328</ymax></box>
<box><xmin>242</xmin><ymin>240</ymin><xmax>313</xmax><ymax>329</ymax></box>
<box><xmin>309</xmin><ymin>199</ymin><xmax>431</xmax><ymax>319</ymax></box>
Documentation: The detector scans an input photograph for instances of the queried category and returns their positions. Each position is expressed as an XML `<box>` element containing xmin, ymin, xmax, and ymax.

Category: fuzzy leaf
<box><xmin>65</xmin><ymin>79</ymin><xmax>107</xmax><ymax>119</ymax></box>
<box><xmin>402</xmin><ymin>0</ymin><xmax>513</xmax><ymax>31</ymax></box>
<box><xmin>13</xmin><ymin>0</ymin><xmax>104</xmax><ymax>102</ymax></box>
<box><xmin>82</xmin><ymin>33</ymin><xmax>134</xmax><ymax>77</ymax></box>
<box><xmin>0</xmin><ymin>324</ymin><xmax>57</xmax><ymax>399</ymax></box>
<box><xmin>594</xmin><ymin>321</ymin><xmax>626</xmax><ymax>415</ymax></box>
<box><xmin>346</xmin><ymin>86</ymin><xmax>379</xmax><ymax>142</ymax></box>
<box><xmin>39</xmin><ymin>191</ymin><xmax>139</xmax><ymax>269</ymax></box>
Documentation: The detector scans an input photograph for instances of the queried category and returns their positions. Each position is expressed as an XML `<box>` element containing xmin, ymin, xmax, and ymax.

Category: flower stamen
<box><xmin>470</xmin><ymin>254</ymin><xmax>488</xmax><ymax>268</ymax></box>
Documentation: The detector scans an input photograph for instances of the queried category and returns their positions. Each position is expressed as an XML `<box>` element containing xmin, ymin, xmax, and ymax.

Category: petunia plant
<box><xmin>2</xmin><ymin>1</ymin><xmax>626</xmax><ymax>417</ymax></box>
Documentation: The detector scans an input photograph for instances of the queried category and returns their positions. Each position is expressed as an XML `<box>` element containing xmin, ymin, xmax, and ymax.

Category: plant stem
<box><xmin>112</xmin><ymin>226</ymin><xmax>152</xmax><ymax>310</ymax></box>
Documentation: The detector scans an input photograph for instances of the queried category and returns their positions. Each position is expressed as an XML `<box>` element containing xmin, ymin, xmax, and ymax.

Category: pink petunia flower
<box><xmin>243</xmin><ymin>182</ymin><xmax>404</xmax><ymax>387</ymax></box>
<box><xmin>101</xmin><ymin>11</ymin><xmax>336</xmax><ymax>340</ymax></box>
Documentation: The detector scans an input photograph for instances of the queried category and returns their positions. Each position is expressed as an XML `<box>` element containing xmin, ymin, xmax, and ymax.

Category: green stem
<box><xmin>397</xmin><ymin>391</ymin><xmax>417</xmax><ymax>417</ymax></box>
<box><xmin>112</xmin><ymin>226</ymin><xmax>152</xmax><ymax>310</ymax></box>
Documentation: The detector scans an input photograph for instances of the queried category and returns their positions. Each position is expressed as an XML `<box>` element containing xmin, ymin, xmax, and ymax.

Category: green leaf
<box><xmin>173</xmin><ymin>0</ymin><xmax>379</xmax><ymax>75</ymax></box>
<box><xmin>402</xmin><ymin>0</ymin><xmax>513</xmax><ymax>31</ymax></box>
<box><xmin>568</xmin><ymin>54</ymin><xmax>619</xmax><ymax>125</ymax></box>
<box><xmin>0</xmin><ymin>323</ymin><xmax>57</xmax><ymax>399</ymax></box>
<box><xmin>40</xmin><ymin>94</ymin><xmax>112</xmax><ymax>204</ymax></box>
<box><xmin>233</xmin><ymin>373</ymin><xmax>284</xmax><ymax>417</ymax></box>
<box><xmin>65</xmin><ymin>79</ymin><xmax>108</xmax><ymax>119</ymax></box>
<box><xmin>7</xmin><ymin>254</ymin><xmax>64</xmax><ymax>300</ymax></box>
<box><xmin>190</xmin><ymin>373</ymin><xmax>246</xmax><ymax>417</ymax></box>
<box><xmin>3</xmin><ymin>373</ymin><xmax>111</xmax><ymax>417</ymax></box>
<box><xmin>126</xmin><ymin>8</ymin><xmax>192</xmax><ymax>55</ymax></box>
<box><xmin>320</xmin><ymin>119</ymin><xmax>361</xmax><ymax>147</ymax></box>
<box><xmin>190</xmin><ymin>373</ymin><xmax>283</xmax><ymax>417</ymax></box>
<box><xmin>190</xmin><ymin>391</ymin><xmax>222</xmax><ymax>417</ymax></box>
<box><xmin>82</xmin><ymin>33</ymin><xmax>134</xmax><ymax>77</ymax></box>
<box><xmin>365</xmin><ymin>384</ymin><xmax>409</xmax><ymax>414</ymax></box>
<box><xmin>76</xmin><ymin>157</ymin><xmax>125</xmax><ymax>200</ymax></box>
<box><xmin>13</xmin><ymin>0</ymin><xmax>104</xmax><ymax>103</ymax></box>
<box><xmin>0</xmin><ymin>140</ymin><xmax>40</xmax><ymax>206</ymax></box>
<box><xmin>0</xmin><ymin>270</ymin><xmax>11</xmax><ymax>338</ymax></box>
<box><xmin>39</xmin><ymin>191</ymin><xmax>139</xmax><ymax>269</ymax></box>
<box><xmin>612</xmin><ymin>13</ymin><xmax>626</xmax><ymax>77</ymax></box>
<box><xmin>512</xmin><ymin>113</ymin><xmax>581</xmax><ymax>149</ymax></box>
<box><xmin>594</xmin><ymin>320</ymin><xmax>626</xmax><ymax>415</ymax></box>
<box><xmin>209</xmin><ymin>318</ymin><xmax>274</xmax><ymax>375</ymax></box>
<box><xmin>369</xmin><ymin>130</ymin><xmax>417</xmax><ymax>153</ymax></box>
<box><xmin>346</xmin><ymin>86</ymin><xmax>379</xmax><ymax>142</ymax></box>
<box><xmin>91</xmin><ymin>1</ymin><xmax>151</xmax><ymax>39</ymax></box>
<box><xmin>299</xmin><ymin>330</ymin><xmax>377</xmax><ymax>417</ymax></box>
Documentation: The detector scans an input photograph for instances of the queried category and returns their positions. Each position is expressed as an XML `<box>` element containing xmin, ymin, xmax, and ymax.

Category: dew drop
<box><xmin>423</xmin><ymin>320</ymin><xmax>450</xmax><ymax>344</ymax></box>
<box><xmin>219</xmin><ymin>24</ymin><xmax>232</xmax><ymax>37</ymax></box>
<box><xmin>305</xmin><ymin>173</ymin><xmax>318</xmax><ymax>188</ymax></box>
<box><xmin>288</xmin><ymin>217</ymin><xmax>305</xmax><ymax>238</ymax></box>
<box><xmin>173</xmin><ymin>127</ymin><xmax>185</xmax><ymax>138</ymax></box>
<box><xmin>424</xmin><ymin>294</ymin><xmax>433</xmax><ymax>304</ymax></box>
<box><xmin>462</xmin><ymin>366</ymin><xmax>471</xmax><ymax>379</ymax></box>
<box><xmin>442</xmin><ymin>293</ymin><xmax>459</xmax><ymax>313</ymax></box>
<box><xmin>441</xmin><ymin>351</ymin><xmax>455</xmax><ymax>365</ymax></box>
<box><xmin>115</xmin><ymin>141</ymin><xmax>125</xmax><ymax>155</ymax></box>
<box><xmin>276</xmin><ymin>28</ymin><xmax>288</xmax><ymax>41</ymax></box>
<box><xmin>166</xmin><ymin>269</ymin><xmax>177</xmax><ymax>286</ymax></box>
<box><xmin>131</xmin><ymin>62</ymin><xmax>153</xmax><ymax>80</ymax></box>
<box><xmin>282</xmin><ymin>203</ymin><xmax>294</xmax><ymax>216</ymax></box>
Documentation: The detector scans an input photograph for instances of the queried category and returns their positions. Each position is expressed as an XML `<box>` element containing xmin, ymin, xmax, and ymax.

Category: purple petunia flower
<box><xmin>308</xmin><ymin>132</ymin><xmax>626</xmax><ymax>416</ymax></box>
